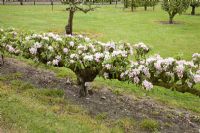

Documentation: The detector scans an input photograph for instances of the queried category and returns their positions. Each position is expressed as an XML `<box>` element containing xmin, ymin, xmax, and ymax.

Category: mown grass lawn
<box><xmin>0</xmin><ymin>4</ymin><xmax>200</xmax><ymax>59</ymax></box>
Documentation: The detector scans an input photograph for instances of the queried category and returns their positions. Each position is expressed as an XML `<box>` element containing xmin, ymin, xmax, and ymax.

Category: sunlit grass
<box><xmin>0</xmin><ymin>4</ymin><xmax>200</xmax><ymax>59</ymax></box>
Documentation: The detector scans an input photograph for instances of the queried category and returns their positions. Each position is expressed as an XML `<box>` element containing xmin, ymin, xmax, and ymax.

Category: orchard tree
<box><xmin>162</xmin><ymin>0</ymin><xmax>190</xmax><ymax>24</ymax></box>
<box><xmin>20</xmin><ymin>0</ymin><xmax>23</xmax><ymax>5</ymax></box>
<box><xmin>141</xmin><ymin>0</ymin><xmax>151</xmax><ymax>11</ymax></box>
<box><xmin>190</xmin><ymin>0</ymin><xmax>200</xmax><ymax>15</ymax></box>
<box><xmin>61</xmin><ymin>0</ymin><xmax>96</xmax><ymax>35</ymax></box>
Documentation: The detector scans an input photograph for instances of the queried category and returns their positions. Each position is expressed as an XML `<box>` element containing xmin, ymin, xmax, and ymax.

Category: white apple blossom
<box><xmin>29</xmin><ymin>47</ymin><xmax>37</xmax><ymax>55</ymax></box>
<box><xmin>69</xmin><ymin>41</ymin><xmax>74</xmax><ymax>47</ymax></box>
<box><xmin>48</xmin><ymin>46</ymin><xmax>54</xmax><ymax>51</ymax></box>
<box><xmin>85</xmin><ymin>37</ymin><xmax>90</xmax><ymax>42</ymax></box>
<box><xmin>104</xmin><ymin>64</ymin><xmax>112</xmax><ymax>70</ymax></box>
<box><xmin>83</xmin><ymin>55</ymin><xmax>93</xmax><ymax>61</ymax></box>
<box><xmin>103</xmin><ymin>72</ymin><xmax>109</xmax><ymax>78</ymax></box>
<box><xmin>34</xmin><ymin>42</ymin><xmax>42</xmax><ymax>48</ymax></box>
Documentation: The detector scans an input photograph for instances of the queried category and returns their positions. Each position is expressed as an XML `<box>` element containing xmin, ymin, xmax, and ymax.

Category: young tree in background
<box><xmin>61</xmin><ymin>0</ymin><xmax>96</xmax><ymax>35</ymax></box>
<box><xmin>190</xmin><ymin>0</ymin><xmax>200</xmax><ymax>15</ymax></box>
<box><xmin>162</xmin><ymin>0</ymin><xmax>190</xmax><ymax>24</ymax></box>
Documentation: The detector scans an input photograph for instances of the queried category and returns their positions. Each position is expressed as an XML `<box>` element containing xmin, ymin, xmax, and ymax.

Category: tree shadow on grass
<box><xmin>155</xmin><ymin>21</ymin><xmax>185</xmax><ymax>25</ymax></box>
<box><xmin>184</xmin><ymin>13</ymin><xmax>200</xmax><ymax>16</ymax></box>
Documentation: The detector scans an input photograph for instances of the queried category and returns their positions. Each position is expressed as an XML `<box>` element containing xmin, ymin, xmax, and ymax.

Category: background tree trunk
<box><xmin>66</xmin><ymin>10</ymin><xmax>74</xmax><ymax>35</ymax></box>
<box><xmin>51</xmin><ymin>0</ymin><xmax>54</xmax><ymax>11</ymax></box>
<box><xmin>169</xmin><ymin>15</ymin><xmax>174</xmax><ymax>24</ymax></box>
<box><xmin>144</xmin><ymin>6</ymin><xmax>147</xmax><ymax>11</ymax></box>
<box><xmin>20</xmin><ymin>0</ymin><xmax>23</xmax><ymax>5</ymax></box>
<box><xmin>191</xmin><ymin>6</ymin><xmax>195</xmax><ymax>15</ymax></box>
<box><xmin>110</xmin><ymin>0</ymin><xmax>112</xmax><ymax>4</ymax></box>
<box><xmin>3</xmin><ymin>0</ymin><xmax>5</xmax><ymax>5</ymax></box>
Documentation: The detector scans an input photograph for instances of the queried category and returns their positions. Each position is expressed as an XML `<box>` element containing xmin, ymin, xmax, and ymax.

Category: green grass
<box><xmin>0</xmin><ymin>4</ymin><xmax>200</xmax><ymax>59</ymax></box>
<box><xmin>139</xmin><ymin>119</ymin><xmax>159</xmax><ymax>132</ymax></box>
<box><xmin>0</xmin><ymin>79</ymin><xmax>120</xmax><ymax>133</ymax></box>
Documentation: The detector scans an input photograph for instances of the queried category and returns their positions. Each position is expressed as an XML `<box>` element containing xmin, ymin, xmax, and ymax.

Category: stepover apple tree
<box><xmin>162</xmin><ymin>0</ymin><xmax>190</xmax><ymax>24</ymax></box>
<box><xmin>61</xmin><ymin>0</ymin><xmax>96</xmax><ymax>35</ymax></box>
<box><xmin>1</xmin><ymin>28</ymin><xmax>200</xmax><ymax>97</ymax></box>
<box><xmin>190</xmin><ymin>0</ymin><xmax>200</xmax><ymax>15</ymax></box>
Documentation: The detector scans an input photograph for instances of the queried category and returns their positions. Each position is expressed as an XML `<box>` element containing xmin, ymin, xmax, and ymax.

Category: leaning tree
<box><xmin>190</xmin><ymin>0</ymin><xmax>200</xmax><ymax>15</ymax></box>
<box><xmin>162</xmin><ymin>0</ymin><xmax>190</xmax><ymax>24</ymax></box>
<box><xmin>61</xmin><ymin>0</ymin><xmax>96</xmax><ymax>35</ymax></box>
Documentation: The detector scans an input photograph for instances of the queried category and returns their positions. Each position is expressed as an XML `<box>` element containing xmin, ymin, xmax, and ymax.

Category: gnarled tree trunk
<box><xmin>169</xmin><ymin>12</ymin><xmax>176</xmax><ymax>24</ymax></box>
<box><xmin>65</xmin><ymin>10</ymin><xmax>74</xmax><ymax>35</ymax></box>
<box><xmin>0</xmin><ymin>54</ymin><xmax>4</xmax><ymax>66</ymax></box>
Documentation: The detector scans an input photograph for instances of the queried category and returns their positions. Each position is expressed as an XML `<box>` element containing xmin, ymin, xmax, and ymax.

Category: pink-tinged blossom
<box><xmin>63</xmin><ymin>48</ymin><xmax>68</xmax><ymax>53</ymax></box>
<box><xmin>94</xmin><ymin>53</ymin><xmax>104</xmax><ymax>62</ymax></box>
<box><xmin>142</xmin><ymin>80</ymin><xmax>153</xmax><ymax>90</ymax></box>
<box><xmin>52</xmin><ymin>59</ymin><xmax>59</xmax><ymax>66</ymax></box>
<box><xmin>7</xmin><ymin>45</ymin><xmax>15</xmax><ymax>53</ymax></box>
<box><xmin>133</xmin><ymin>77</ymin><xmax>140</xmax><ymax>84</ymax></box>
<box><xmin>193</xmin><ymin>74</ymin><xmax>200</xmax><ymax>83</ymax></box>
<box><xmin>175</xmin><ymin>65</ymin><xmax>184</xmax><ymax>79</ymax></box>
<box><xmin>128</xmin><ymin>69</ymin><xmax>140</xmax><ymax>78</ymax></box>
<box><xmin>154</xmin><ymin>60</ymin><xmax>162</xmax><ymax>71</ymax></box>
<box><xmin>55</xmin><ymin>55</ymin><xmax>61</xmax><ymax>61</ymax></box>
<box><xmin>104</xmin><ymin>42</ymin><xmax>115</xmax><ymax>50</ymax></box>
